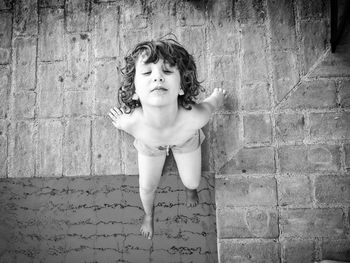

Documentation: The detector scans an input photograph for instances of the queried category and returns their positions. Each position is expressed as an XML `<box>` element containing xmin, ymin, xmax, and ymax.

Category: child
<box><xmin>108</xmin><ymin>38</ymin><xmax>226</xmax><ymax>240</ymax></box>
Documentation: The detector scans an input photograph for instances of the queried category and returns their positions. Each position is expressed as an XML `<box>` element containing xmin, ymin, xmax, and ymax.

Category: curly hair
<box><xmin>119</xmin><ymin>38</ymin><xmax>204</xmax><ymax>113</ymax></box>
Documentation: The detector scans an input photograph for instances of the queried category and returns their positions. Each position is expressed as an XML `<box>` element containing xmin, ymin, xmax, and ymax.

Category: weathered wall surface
<box><xmin>0</xmin><ymin>0</ymin><xmax>349</xmax><ymax>262</ymax></box>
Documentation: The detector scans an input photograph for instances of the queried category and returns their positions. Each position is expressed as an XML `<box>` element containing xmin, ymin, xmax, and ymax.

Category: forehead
<box><xmin>135</xmin><ymin>51</ymin><xmax>173</xmax><ymax>67</ymax></box>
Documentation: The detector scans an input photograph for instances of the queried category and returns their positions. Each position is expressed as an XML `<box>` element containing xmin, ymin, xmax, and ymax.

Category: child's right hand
<box><xmin>108</xmin><ymin>107</ymin><xmax>125</xmax><ymax>129</ymax></box>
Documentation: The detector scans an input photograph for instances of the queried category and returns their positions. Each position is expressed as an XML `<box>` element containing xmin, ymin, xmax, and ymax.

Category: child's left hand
<box><xmin>108</xmin><ymin>107</ymin><xmax>125</xmax><ymax>129</ymax></box>
<box><xmin>212</xmin><ymin>88</ymin><xmax>227</xmax><ymax>107</ymax></box>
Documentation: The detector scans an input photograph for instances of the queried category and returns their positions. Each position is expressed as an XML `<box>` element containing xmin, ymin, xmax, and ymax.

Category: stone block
<box><xmin>119</xmin><ymin>29</ymin><xmax>150</xmax><ymax>57</ymax></box>
<box><xmin>235</xmin><ymin>0</ymin><xmax>267</xmax><ymax>24</ymax></box>
<box><xmin>0</xmin><ymin>120</ymin><xmax>7</xmax><ymax>177</ymax></box>
<box><xmin>38</xmin><ymin>8</ymin><xmax>64</xmax><ymax>61</ymax></box>
<box><xmin>243</xmin><ymin>114</ymin><xmax>272</xmax><ymax>144</ymax></box>
<box><xmin>208</xmin><ymin>0</ymin><xmax>234</xmax><ymax>26</ymax></box>
<box><xmin>281</xmin><ymin>239</ymin><xmax>315</xmax><ymax>263</ymax></box>
<box><xmin>339</xmin><ymin>80</ymin><xmax>350</xmax><ymax>108</ymax></box>
<box><xmin>13</xmin><ymin>37</ymin><xmax>36</xmax><ymax>91</ymax></box>
<box><xmin>310</xmin><ymin>112</ymin><xmax>350</xmax><ymax>140</ymax></box>
<box><xmin>241</xmin><ymin>82</ymin><xmax>271</xmax><ymax>111</ymax></box>
<box><xmin>267</xmin><ymin>0</ymin><xmax>296</xmax><ymax>50</ymax></box>
<box><xmin>279</xmin><ymin>79</ymin><xmax>337</xmax><ymax>110</ymax></box>
<box><xmin>217</xmin><ymin>207</ymin><xmax>278</xmax><ymax>238</ymax></box>
<box><xmin>218</xmin><ymin>239</ymin><xmax>280</xmax><ymax>263</ymax></box>
<box><xmin>177</xmin><ymin>1</ymin><xmax>206</xmax><ymax>26</ymax></box>
<box><xmin>0</xmin><ymin>1</ymin><xmax>12</xmax><ymax>9</ymax></box>
<box><xmin>13</xmin><ymin>92</ymin><xmax>36</xmax><ymax>119</ymax></box>
<box><xmin>37</xmin><ymin>120</ymin><xmax>63</xmax><ymax>177</ymax></box>
<box><xmin>64</xmin><ymin>91</ymin><xmax>93</xmax><ymax>117</ymax></box>
<box><xmin>37</xmin><ymin>62</ymin><xmax>64</xmax><ymax>118</ymax></box>
<box><xmin>9</xmin><ymin>121</ymin><xmax>36</xmax><ymax>177</ymax></box>
<box><xmin>120</xmin><ymin>0</ymin><xmax>147</xmax><ymax>30</ymax></box>
<box><xmin>94</xmin><ymin>60</ymin><xmax>120</xmax><ymax>116</ymax></box>
<box><xmin>275</xmin><ymin>113</ymin><xmax>305</xmax><ymax>143</ymax></box>
<box><xmin>242</xmin><ymin>25</ymin><xmax>269</xmax><ymax>83</ymax></box>
<box><xmin>300</xmin><ymin>20</ymin><xmax>328</xmax><ymax>73</ymax></box>
<box><xmin>63</xmin><ymin>119</ymin><xmax>91</xmax><ymax>176</ymax></box>
<box><xmin>180</xmin><ymin>27</ymin><xmax>207</xmax><ymax>80</ymax></box>
<box><xmin>211</xmin><ymin>54</ymin><xmax>239</xmax><ymax>83</ymax></box>
<box><xmin>321</xmin><ymin>239</ymin><xmax>350</xmax><ymax>262</ymax></box>
<box><xmin>0</xmin><ymin>11</ymin><xmax>11</xmax><ymax>64</ymax></box>
<box><xmin>208</xmin><ymin>23</ymin><xmax>240</xmax><ymax>55</ymax></box>
<box><xmin>39</xmin><ymin>0</ymin><xmax>64</xmax><ymax>8</ymax></box>
<box><xmin>91</xmin><ymin>3</ymin><xmax>119</xmax><ymax>58</ymax></box>
<box><xmin>272</xmin><ymin>50</ymin><xmax>299</xmax><ymax>102</ymax></box>
<box><xmin>280</xmin><ymin>208</ymin><xmax>345</xmax><ymax>238</ymax></box>
<box><xmin>94</xmin><ymin>235</ymin><xmax>123</xmax><ymax>251</ymax></box>
<box><xmin>65</xmin><ymin>0</ymin><xmax>90</xmax><ymax>32</ymax></box>
<box><xmin>13</xmin><ymin>0</ymin><xmax>38</xmax><ymax>35</ymax></box>
<box><xmin>64</xmin><ymin>247</ymin><xmax>95</xmax><ymax>263</ymax></box>
<box><xmin>210</xmin><ymin>114</ymin><xmax>240</xmax><ymax>172</ymax></box>
<box><xmin>216</xmin><ymin>176</ymin><xmax>277</xmax><ymax>207</ymax></box>
<box><xmin>277</xmin><ymin>175</ymin><xmax>312</xmax><ymax>206</ymax></box>
<box><xmin>0</xmin><ymin>65</ymin><xmax>10</xmax><ymax>118</ymax></box>
<box><xmin>345</xmin><ymin>144</ymin><xmax>350</xmax><ymax>170</ymax></box>
<box><xmin>121</xmin><ymin>249</ymin><xmax>149</xmax><ymax>263</ymax></box>
<box><xmin>296</xmin><ymin>0</ymin><xmax>328</xmax><ymax>20</ymax></box>
<box><xmin>219</xmin><ymin>147</ymin><xmax>276</xmax><ymax>174</ymax></box>
<box><xmin>92</xmin><ymin>118</ymin><xmax>123</xmax><ymax>175</ymax></box>
<box><xmin>94</xmin><ymin>175</ymin><xmax>123</xmax><ymax>207</ymax></box>
<box><xmin>150</xmin><ymin>247</ymin><xmax>181</xmax><ymax>263</ymax></box>
<box><xmin>65</xmin><ymin>33</ymin><xmax>91</xmax><ymax>91</ymax></box>
<box><xmin>279</xmin><ymin>144</ymin><xmax>341</xmax><ymax>173</ymax></box>
<box><xmin>315</xmin><ymin>175</ymin><xmax>350</xmax><ymax>204</ymax></box>
<box><xmin>309</xmin><ymin>51</ymin><xmax>350</xmax><ymax>78</ymax></box>
<box><xmin>147</xmin><ymin>1</ymin><xmax>177</xmax><ymax>33</ymax></box>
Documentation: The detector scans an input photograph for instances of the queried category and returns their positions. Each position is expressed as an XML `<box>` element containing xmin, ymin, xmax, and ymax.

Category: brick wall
<box><xmin>0</xmin><ymin>0</ymin><xmax>349</xmax><ymax>262</ymax></box>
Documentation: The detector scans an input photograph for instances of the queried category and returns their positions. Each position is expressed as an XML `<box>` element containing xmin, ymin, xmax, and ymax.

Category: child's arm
<box><xmin>201</xmin><ymin>88</ymin><xmax>226</xmax><ymax>114</ymax></box>
<box><xmin>190</xmin><ymin>88</ymin><xmax>226</xmax><ymax>128</ymax></box>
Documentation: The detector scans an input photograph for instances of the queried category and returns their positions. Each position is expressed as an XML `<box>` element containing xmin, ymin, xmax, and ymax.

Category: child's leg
<box><xmin>138</xmin><ymin>153</ymin><xmax>166</xmax><ymax>239</ymax></box>
<box><xmin>173</xmin><ymin>147</ymin><xmax>202</xmax><ymax>207</ymax></box>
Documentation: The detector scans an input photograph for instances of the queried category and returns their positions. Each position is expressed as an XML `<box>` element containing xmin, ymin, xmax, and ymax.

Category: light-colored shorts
<box><xmin>133</xmin><ymin>129</ymin><xmax>205</xmax><ymax>157</ymax></box>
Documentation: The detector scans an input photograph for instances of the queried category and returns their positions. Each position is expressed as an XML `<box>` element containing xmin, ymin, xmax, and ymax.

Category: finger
<box><xmin>109</xmin><ymin>108</ymin><xmax>118</xmax><ymax>117</ymax></box>
<box><xmin>113</xmin><ymin>107</ymin><xmax>122</xmax><ymax>115</ymax></box>
<box><xmin>109</xmin><ymin>112</ymin><xmax>120</xmax><ymax>123</ymax></box>
<box><xmin>108</xmin><ymin>112</ymin><xmax>115</xmax><ymax>120</ymax></box>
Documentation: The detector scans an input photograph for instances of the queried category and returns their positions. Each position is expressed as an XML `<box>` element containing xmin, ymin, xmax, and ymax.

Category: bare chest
<box><xmin>132</xmin><ymin>123</ymin><xmax>197</xmax><ymax>147</ymax></box>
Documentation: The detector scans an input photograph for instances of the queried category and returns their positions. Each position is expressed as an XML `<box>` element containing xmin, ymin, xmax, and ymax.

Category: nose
<box><xmin>153</xmin><ymin>69</ymin><xmax>164</xmax><ymax>82</ymax></box>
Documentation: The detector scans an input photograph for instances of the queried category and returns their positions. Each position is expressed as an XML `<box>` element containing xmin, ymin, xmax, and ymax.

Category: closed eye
<box><xmin>163</xmin><ymin>70</ymin><xmax>173</xmax><ymax>74</ymax></box>
<box><xmin>142</xmin><ymin>71</ymin><xmax>151</xmax><ymax>75</ymax></box>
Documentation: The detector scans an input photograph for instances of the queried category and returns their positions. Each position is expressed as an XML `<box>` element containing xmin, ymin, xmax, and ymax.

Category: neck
<box><xmin>142</xmin><ymin>103</ymin><xmax>179</xmax><ymax>129</ymax></box>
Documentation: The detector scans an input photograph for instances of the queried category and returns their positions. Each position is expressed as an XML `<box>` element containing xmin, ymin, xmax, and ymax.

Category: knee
<box><xmin>183</xmin><ymin>178</ymin><xmax>201</xmax><ymax>190</ymax></box>
<box><xmin>139</xmin><ymin>184</ymin><xmax>158</xmax><ymax>195</ymax></box>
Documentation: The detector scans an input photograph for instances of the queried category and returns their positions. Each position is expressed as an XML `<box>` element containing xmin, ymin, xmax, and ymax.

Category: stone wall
<box><xmin>0</xmin><ymin>0</ymin><xmax>349</xmax><ymax>262</ymax></box>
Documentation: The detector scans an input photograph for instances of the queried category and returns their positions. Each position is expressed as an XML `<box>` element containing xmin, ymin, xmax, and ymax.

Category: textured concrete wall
<box><xmin>0</xmin><ymin>0</ymin><xmax>350</xmax><ymax>262</ymax></box>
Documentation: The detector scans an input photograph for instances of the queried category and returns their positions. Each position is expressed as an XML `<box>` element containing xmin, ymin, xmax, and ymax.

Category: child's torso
<box><xmin>130</xmin><ymin>108</ymin><xmax>200</xmax><ymax>147</ymax></box>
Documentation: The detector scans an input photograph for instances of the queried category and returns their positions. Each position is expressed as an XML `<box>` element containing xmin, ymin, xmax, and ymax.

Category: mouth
<box><xmin>151</xmin><ymin>86</ymin><xmax>168</xmax><ymax>92</ymax></box>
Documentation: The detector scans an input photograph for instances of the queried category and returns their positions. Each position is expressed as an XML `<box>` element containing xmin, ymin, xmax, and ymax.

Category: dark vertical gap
<box><xmin>331</xmin><ymin>0</ymin><xmax>338</xmax><ymax>52</ymax></box>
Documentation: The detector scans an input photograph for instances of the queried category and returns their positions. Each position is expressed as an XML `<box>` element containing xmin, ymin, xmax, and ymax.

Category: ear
<box><xmin>132</xmin><ymin>93</ymin><xmax>139</xmax><ymax>100</ymax></box>
<box><xmin>179</xmin><ymin>89</ymin><xmax>184</xmax><ymax>95</ymax></box>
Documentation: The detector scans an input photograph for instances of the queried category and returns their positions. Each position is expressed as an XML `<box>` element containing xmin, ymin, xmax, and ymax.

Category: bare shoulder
<box><xmin>179</xmin><ymin>104</ymin><xmax>212</xmax><ymax>129</ymax></box>
<box><xmin>119</xmin><ymin>108</ymin><xmax>142</xmax><ymax>134</ymax></box>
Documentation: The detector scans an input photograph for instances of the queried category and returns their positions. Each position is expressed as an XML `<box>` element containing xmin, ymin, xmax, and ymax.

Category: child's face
<box><xmin>134</xmin><ymin>55</ymin><xmax>182</xmax><ymax>108</ymax></box>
